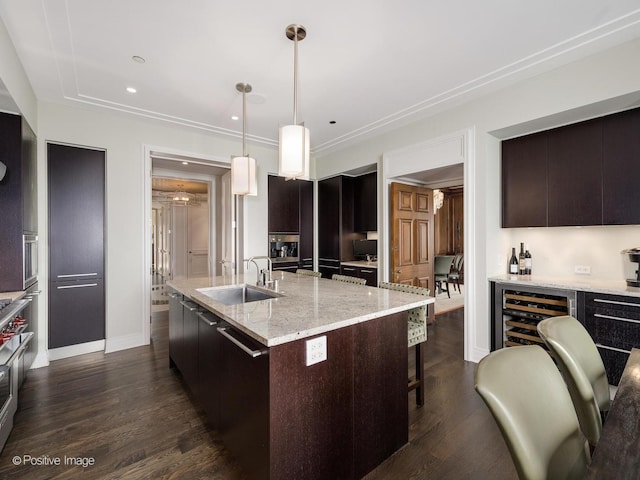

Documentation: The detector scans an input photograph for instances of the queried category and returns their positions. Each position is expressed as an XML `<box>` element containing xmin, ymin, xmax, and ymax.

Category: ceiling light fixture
<box><xmin>126</xmin><ymin>86</ymin><xmax>137</xmax><ymax>93</ymax></box>
<box><xmin>278</xmin><ymin>24</ymin><xmax>309</xmax><ymax>180</ymax></box>
<box><xmin>231</xmin><ymin>82</ymin><xmax>257</xmax><ymax>196</ymax></box>
<box><xmin>433</xmin><ymin>189</ymin><xmax>445</xmax><ymax>212</ymax></box>
<box><xmin>132</xmin><ymin>55</ymin><xmax>146</xmax><ymax>64</ymax></box>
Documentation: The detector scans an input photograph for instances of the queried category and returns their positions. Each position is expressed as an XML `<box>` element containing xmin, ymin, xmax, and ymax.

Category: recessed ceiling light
<box><xmin>182</xmin><ymin>161</ymin><xmax>189</xmax><ymax>165</ymax></box>
<box><xmin>329</xmin><ymin>120</ymin><xmax>336</xmax><ymax>124</ymax></box>
<box><xmin>132</xmin><ymin>55</ymin><xmax>146</xmax><ymax>63</ymax></box>
<box><xmin>126</xmin><ymin>86</ymin><xmax>137</xmax><ymax>93</ymax></box>
<box><xmin>231</xmin><ymin>115</ymin><xmax>239</xmax><ymax>121</ymax></box>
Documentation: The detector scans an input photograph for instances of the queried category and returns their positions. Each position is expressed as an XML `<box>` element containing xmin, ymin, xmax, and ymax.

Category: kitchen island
<box><xmin>167</xmin><ymin>272</ymin><xmax>433</xmax><ymax>480</ymax></box>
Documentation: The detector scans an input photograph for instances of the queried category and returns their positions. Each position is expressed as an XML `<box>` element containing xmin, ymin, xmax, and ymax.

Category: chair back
<box><xmin>296</xmin><ymin>269</ymin><xmax>322</xmax><ymax>278</ymax></box>
<box><xmin>378</xmin><ymin>282</ymin><xmax>429</xmax><ymax>346</ymax></box>
<box><xmin>537</xmin><ymin>315</ymin><xmax>610</xmax><ymax>447</ymax></box>
<box><xmin>434</xmin><ymin>255</ymin><xmax>455</xmax><ymax>276</ymax></box>
<box><xmin>475</xmin><ymin>346</ymin><xmax>589</xmax><ymax>480</ymax></box>
<box><xmin>331</xmin><ymin>274</ymin><xmax>367</xmax><ymax>285</ymax></box>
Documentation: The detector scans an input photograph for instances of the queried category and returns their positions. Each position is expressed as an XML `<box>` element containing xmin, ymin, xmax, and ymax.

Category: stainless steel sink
<box><xmin>196</xmin><ymin>284</ymin><xmax>282</xmax><ymax>305</ymax></box>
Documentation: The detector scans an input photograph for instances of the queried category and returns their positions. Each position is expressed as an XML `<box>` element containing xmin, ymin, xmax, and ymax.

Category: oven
<box><xmin>0</xmin><ymin>298</ymin><xmax>34</xmax><ymax>451</ymax></box>
<box><xmin>23</xmin><ymin>233</ymin><xmax>38</xmax><ymax>289</ymax></box>
<box><xmin>268</xmin><ymin>233</ymin><xmax>300</xmax><ymax>264</ymax></box>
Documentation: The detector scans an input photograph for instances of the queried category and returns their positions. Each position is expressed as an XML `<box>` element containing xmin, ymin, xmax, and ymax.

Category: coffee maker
<box><xmin>621</xmin><ymin>248</ymin><xmax>640</xmax><ymax>287</ymax></box>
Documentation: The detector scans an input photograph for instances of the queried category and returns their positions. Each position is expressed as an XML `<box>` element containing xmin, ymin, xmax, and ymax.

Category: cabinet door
<box><xmin>49</xmin><ymin>279</ymin><xmax>105</xmax><ymax>349</ymax></box>
<box><xmin>318</xmin><ymin>176</ymin><xmax>341</xmax><ymax>259</ymax></box>
<box><xmin>354</xmin><ymin>172</ymin><xmax>377</xmax><ymax>232</ymax></box>
<box><xmin>21</xmin><ymin>117</ymin><xmax>37</xmax><ymax>233</ymax></box>
<box><xmin>48</xmin><ymin>143</ymin><xmax>105</xmax><ymax>277</ymax></box>
<box><xmin>218</xmin><ymin>326</ymin><xmax>270</xmax><ymax>480</ymax></box>
<box><xmin>358</xmin><ymin>267</ymin><xmax>378</xmax><ymax>286</ymax></box>
<box><xmin>603</xmin><ymin>108</ymin><xmax>640</xmax><ymax>225</ymax></box>
<box><xmin>197</xmin><ymin>311</ymin><xmax>221</xmax><ymax>428</ymax></box>
<box><xmin>547</xmin><ymin>119</ymin><xmax>603</xmax><ymax>226</ymax></box>
<box><xmin>299</xmin><ymin>179</ymin><xmax>314</xmax><ymax>263</ymax></box>
<box><xmin>168</xmin><ymin>290</ymin><xmax>184</xmax><ymax>370</ymax></box>
<box><xmin>181</xmin><ymin>300</ymin><xmax>200</xmax><ymax>390</ymax></box>
<box><xmin>268</xmin><ymin>175</ymin><xmax>300</xmax><ymax>233</ymax></box>
<box><xmin>501</xmin><ymin>132</ymin><xmax>548</xmax><ymax>227</ymax></box>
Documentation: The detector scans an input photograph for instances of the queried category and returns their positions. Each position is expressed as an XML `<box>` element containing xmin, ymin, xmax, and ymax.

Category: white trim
<box><xmin>48</xmin><ymin>340</ymin><xmax>105</xmax><ymax>361</ymax></box>
<box><xmin>30</xmin><ymin>351</ymin><xmax>49</xmax><ymax>369</ymax></box>
<box><xmin>381</xmin><ymin>128</ymin><xmax>475</xmax><ymax>362</ymax></box>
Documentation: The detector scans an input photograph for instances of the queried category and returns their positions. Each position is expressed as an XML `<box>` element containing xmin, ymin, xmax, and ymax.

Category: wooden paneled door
<box><xmin>390</xmin><ymin>182</ymin><xmax>435</xmax><ymax>322</ymax></box>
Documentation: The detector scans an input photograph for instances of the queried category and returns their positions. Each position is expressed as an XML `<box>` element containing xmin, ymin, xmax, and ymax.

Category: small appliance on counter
<box><xmin>622</xmin><ymin>248</ymin><xmax>640</xmax><ymax>287</ymax></box>
<box><xmin>353</xmin><ymin>239</ymin><xmax>377</xmax><ymax>261</ymax></box>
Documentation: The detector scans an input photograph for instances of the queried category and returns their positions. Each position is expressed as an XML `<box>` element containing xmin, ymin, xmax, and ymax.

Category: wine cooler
<box><xmin>491</xmin><ymin>282</ymin><xmax>576</xmax><ymax>350</ymax></box>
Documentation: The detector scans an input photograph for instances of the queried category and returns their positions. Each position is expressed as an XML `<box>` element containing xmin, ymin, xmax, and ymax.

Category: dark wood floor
<box><xmin>0</xmin><ymin>308</ymin><xmax>517</xmax><ymax>479</ymax></box>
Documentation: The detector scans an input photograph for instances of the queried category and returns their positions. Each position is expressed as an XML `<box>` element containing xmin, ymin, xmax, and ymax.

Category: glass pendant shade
<box><xmin>278</xmin><ymin>124</ymin><xmax>309</xmax><ymax>179</ymax></box>
<box><xmin>231</xmin><ymin>155</ymin><xmax>257</xmax><ymax>196</ymax></box>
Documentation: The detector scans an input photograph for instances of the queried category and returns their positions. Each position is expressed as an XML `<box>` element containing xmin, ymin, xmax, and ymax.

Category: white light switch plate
<box><xmin>306</xmin><ymin>336</ymin><xmax>327</xmax><ymax>366</ymax></box>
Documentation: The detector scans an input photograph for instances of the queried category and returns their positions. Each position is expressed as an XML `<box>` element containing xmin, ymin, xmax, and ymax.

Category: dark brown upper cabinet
<box><xmin>602</xmin><ymin>108</ymin><xmax>640</xmax><ymax>225</ymax></box>
<box><xmin>502</xmin><ymin>107</ymin><xmax>640</xmax><ymax>228</ymax></box>
<box><xmin>547</xmin><ymin>118</ymin><xmax>603</xmax><ymax>227</ymax></box>
<box><xmin>299</xmin><ymin>179</ymin><xmax>314</xmax><ymax>262</ymax></box>
<box><xmin>502</xmin><ymin>132</ymin><xmax>548</xmax><ymax>228</ymax></box>
<box><xmin>268</xmin><ymin>175</ymin><xmax>300</xmax><ymax>233</ymax></box>
<box><xmin>354</xmin><ymin>172</ymin><xmax>378</xmax><ymax>232</ymax></box>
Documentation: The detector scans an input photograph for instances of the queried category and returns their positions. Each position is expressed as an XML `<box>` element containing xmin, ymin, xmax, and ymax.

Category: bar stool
<box><xmin>296</xmin><ymin>269</ymin><xmax>322</xmax><ymax>278</ymax></box>
<box><xmin>331</xmin><ymin>274</ymin><xmax>366</xmax><ymax>285</ymax></box>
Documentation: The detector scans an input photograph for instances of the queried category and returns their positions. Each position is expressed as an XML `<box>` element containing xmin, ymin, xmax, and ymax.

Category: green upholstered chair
<box><xmin>475</xmin><ymin>345</ymin><xmax>589</xmax><ymax>480</ymax></box>
<box><xmin>295</xmin><ymin>269</ymin><xmax>322</xmax><ymax>278</ymax></box>
<box><xmin>379</xmin><ymin>282</ymin><xmax>429</xmax><ymax>406</ymax></box>
<box><xmin>537</xmin><ymin>315</ymin><xmax>611</xmax><ymax>449</ymax></box>
<box><xmin>331</xmin><ymin>274</ymin><xmax>367</xmax><ymax>285</ymax></box>
<box><xmin>434</xmin><ymin>255</ymin><xmax>455</xmax><ymax>298</ymax></box>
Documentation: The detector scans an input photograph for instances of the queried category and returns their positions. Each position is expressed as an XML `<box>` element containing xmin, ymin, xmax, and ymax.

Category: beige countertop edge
<box><xmin>0</xmin><ymin>290</ymin><xmax>27</xmax><ymax>302</ymax></box>
<box><xmin>489</xmin><ymin>274</ymin><xmax>640</xmax><ymax>298</ymax></box>
<box><xmin>168</xmin><ymin>273</ymin><xmax>433</xmax><ymax>347</ymax></box>
<box><xmin>340</xmin><ymin>261</ymin><xmax>378</xmax><ymax>268</ymax></box>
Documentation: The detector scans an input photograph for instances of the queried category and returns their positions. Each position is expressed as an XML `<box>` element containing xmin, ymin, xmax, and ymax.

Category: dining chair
<box><xmin>434</xmin><ymin>255</ymin><xmax>455</xmax><ymax>298</ymax></box>
<box><xmin>331</xmin><ymin>274</ymin><xmax>367</xmax><ymax>285</ymax></box>
<box><xmin>475</xmin><ymin>345</ymin><xmax>589</xmax><ymax>480</ymax></box>
<box><xmin>379</xmin><ymin>282</ymin><xmax>429</xmax><ymax>406</ymax></box>
<box><xmin>447</xmin><ymin>254</ymin><xmax>464</xmax><ymax>293</ymax></box>
<box><xmin>295</xmin><ymin>269</ymin><xmax>322</xmax><ymax>278</ymax></box>
<box><xmin>537</xmin><ymin>315</ymin><xmax>611</xmax><ymax>449</ymax></box>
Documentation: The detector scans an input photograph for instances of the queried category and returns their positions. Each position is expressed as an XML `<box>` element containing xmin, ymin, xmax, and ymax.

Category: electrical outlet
<box><xmin>574</xmin><ymin>265</ymin><xmax>591</xmax><ymax>275</ymax></box>
<box><xmin>306</xmin><ymin>336</ymin><xmax>327</xmax><ymax>366</ymax></box>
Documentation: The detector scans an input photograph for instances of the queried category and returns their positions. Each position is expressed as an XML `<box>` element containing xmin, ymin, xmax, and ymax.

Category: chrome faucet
<box><xmin>245</xmin><ymin>256</ymin><xmax>273</xmax><ymax>287</ymax></box>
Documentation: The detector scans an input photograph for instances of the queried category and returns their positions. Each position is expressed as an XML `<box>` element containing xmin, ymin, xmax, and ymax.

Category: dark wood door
<box><xmin>49</xmin><ymin>279</ymin><xmax>105</xmax><ymax>348</ymax></box>
<box><xmin>197</xmin><ymin>311</ymin><xmax>221</xmax><ymax>428</ymax></box>
<box><xmin>354</xmin><ymin>172</ymin><xmax>377</xmax><ymax>232</ymax></box>
<box><xmin>603</xmin><ymin>108</ymin><xmax>640</xmax><ymax>225</ymax></box>
<box><xmin>299</xmin><ymin>179</ymin><xmax>314</xmax><ymax>266</ymax></box>
<box><xmin>547</xmin><ymin>119</ymin><xmax>603</xmax><ymax>226</ymax></box>
<box><xmin>48</xmin><ymin>143</ymin><xmax>105</xmax><ymax>278</ymax></box>
<box><xmin>268</xmin><ymin>175</ymin><xmax>300</xmax><ymax>233</ymax></box>
<box><xmin>501</xmin><ymin>132</ymin><xmax>548</xmax><ymax>227</ymax></box>
<box><xmin>318</xmin><ymin>176</ymin><xmax>341</xmax><ymax>261</ymax></box>
<box><xmin>181</xmin><ymin>301</ymin><xmax>200</xmax><ymax>390</ymax></box>
<box><xmin>390</xmin><ymin>182</ymin><xmax>434</xmax><ymax>291</ymax></box>
<box><xmin>168</xmin><ymin>290</ymin><xmax>184</xmax><ymax>370</ymax></box>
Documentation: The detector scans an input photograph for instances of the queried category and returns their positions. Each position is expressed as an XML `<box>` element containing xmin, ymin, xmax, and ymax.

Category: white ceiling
<box><xmin>1</xmin><ymin>1</ymin><xmax>640</xmax><ymax>156</ymax></box>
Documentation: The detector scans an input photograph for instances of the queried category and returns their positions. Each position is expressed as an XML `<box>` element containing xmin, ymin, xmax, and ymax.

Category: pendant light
<box><xmin>231</xmin><ymin>82</ymin><xmax>257</xmax><ymax>196</ymax></box>
<box><xmin>278</xmin><ymin>24</ymin><xmax>309</xmax><ymax>179</ymax></box>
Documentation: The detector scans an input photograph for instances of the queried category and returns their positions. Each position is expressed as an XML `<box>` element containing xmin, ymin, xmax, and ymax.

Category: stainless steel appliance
<box><xmin>621</xmin><ymin>248</ymin><xmax>640</xmax><ymax>287</ymax></box>
<box><xmin>268</xmin><ymin>234</ymin><xmax>299</xmax><ymax>263</ymax></box>
<box><xmin>22</xmin><ymin>233</ymin><xmax>38</xmax><ymax>289</ymax></box>
<box><xmin>0</xmin><ymin>298</ymin><xmax>34</xmax><ymax>451</ymax></box>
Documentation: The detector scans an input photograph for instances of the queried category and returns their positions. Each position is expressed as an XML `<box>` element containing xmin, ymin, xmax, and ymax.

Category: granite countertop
<box><xmin>168</xmin><ymin>271</ymin><xmax>432</xmax><ymax>347</ymax></box>
<box><xmin>340</xmin><ymin>260</ymin><xmax>378</xmax><ymax>268</ymax></box>
<box><xmin>490</xmin><ymin>274</ymin><xmax>640</xmax><ymax>298</ymax></box>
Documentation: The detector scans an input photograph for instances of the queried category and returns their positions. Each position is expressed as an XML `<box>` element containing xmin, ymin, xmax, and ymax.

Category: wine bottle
<box><xmin>518</xmin><ymin>243</ymin><xmax>526</xmax><ymax>275</ymax></box>
<box><xmin>525</xmin><ymin>245</ymin><xmax>532</xmax><ymax>275</ymax></box>
<box><xmin>509</xmin><ymin>248</ymin><xmax>518</xmax><ymax>274</ymax></box>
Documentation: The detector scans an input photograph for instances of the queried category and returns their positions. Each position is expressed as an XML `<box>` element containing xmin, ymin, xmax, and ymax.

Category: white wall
<box><xmin>316</xmin><ymin>37</ymin><xmax>640</xmax><ymax>362</ymax></box>
<box><xmin>36</xmin><ymin>101</ymin><xmax>277</xmax><ymax>360</ymax></box>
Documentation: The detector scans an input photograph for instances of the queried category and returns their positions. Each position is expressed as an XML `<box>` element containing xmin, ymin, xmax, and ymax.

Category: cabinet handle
<box><xmin>595</xmin><ymin>343</ymin><xmax>631</xmax><ymax>355</ymax></box>
<box><xmin>57</xmin><ymin>283</ymin><xmax>97</xmax><ymax>289</ymax></box>
<box><xmin>57</xmin><ymin>273</ymin><xmax>98</xmax><ymax>278</ymax></box>
<box><xmin>180</xmin><ymin>300</ymin><xmax>198</xmax><ymax>311</ymax></box>
<box><xmin>197</xmin><ymin>311</ymin><xmax>217</xmax><ymax>326</ymax></box>
<box><xmin>343</xmin><ymin>267</ymin><xmax>356</xmax><ymax>272</ymax></box>
<box><xmin>594</xmin><ymin>313</ymin><xmax>640</xmax><ymax>325</ymax></box>
<box><xmin>594</xmin><ymin>298</ymin><xmax>640</xmax><ymax>308</ymax></box>
<box><xmin>168</xmin><ymin>293</ymin><xmax>180</xmax><ymax>299</ymax></box>
<box><xmin>217</xmin><ymin>327</ymin><xmax>268</xmax><ymax>358</ymax></box>
<box><xmin>361</xmin><ymin>269</ymin><xmax>374</xmax><ymax>273</ymax></box>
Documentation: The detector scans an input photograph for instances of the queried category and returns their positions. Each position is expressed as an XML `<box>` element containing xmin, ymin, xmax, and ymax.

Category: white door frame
<box><xmin>142</xmin><ymin>145</ymin><xmax>230</xmax><ymax>345</ymax></box>
<box><xmin>380</xmin><ymin>127</ymin><xmax>476</xmax><ymax>362</ymax></box>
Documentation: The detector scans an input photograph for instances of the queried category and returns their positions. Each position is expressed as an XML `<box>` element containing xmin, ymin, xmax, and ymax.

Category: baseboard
<box><xmin>105</xmin><ymin>332</ymin><xmax>148</xmax><ymax>354</ymax></box>
<box><xmin>48</xmin><ymin>340</ymin><xmax>106</xmax><ymax>361</ymax></box>
<box><xmin>469</xmin><ymin>345</ymin><xmax>489</xmax><ymax>364</ymax></box>
<box><xmin>30</xmin><ymin>351</ymin><xmax>50</xmax><ymax>369</ymax></box>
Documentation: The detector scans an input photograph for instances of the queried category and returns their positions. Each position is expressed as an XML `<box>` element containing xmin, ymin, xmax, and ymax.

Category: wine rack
<box><xmin>491</xmin><ymin>282</ymin><xmax>576</xmax><ymax>350</ymax></box>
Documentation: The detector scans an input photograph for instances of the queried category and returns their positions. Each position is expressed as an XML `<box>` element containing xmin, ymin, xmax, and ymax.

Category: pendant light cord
<box><xmin>293</xmin><ymin>25</ymin><xmax>298</xmax><ymax>126</ymax></box>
